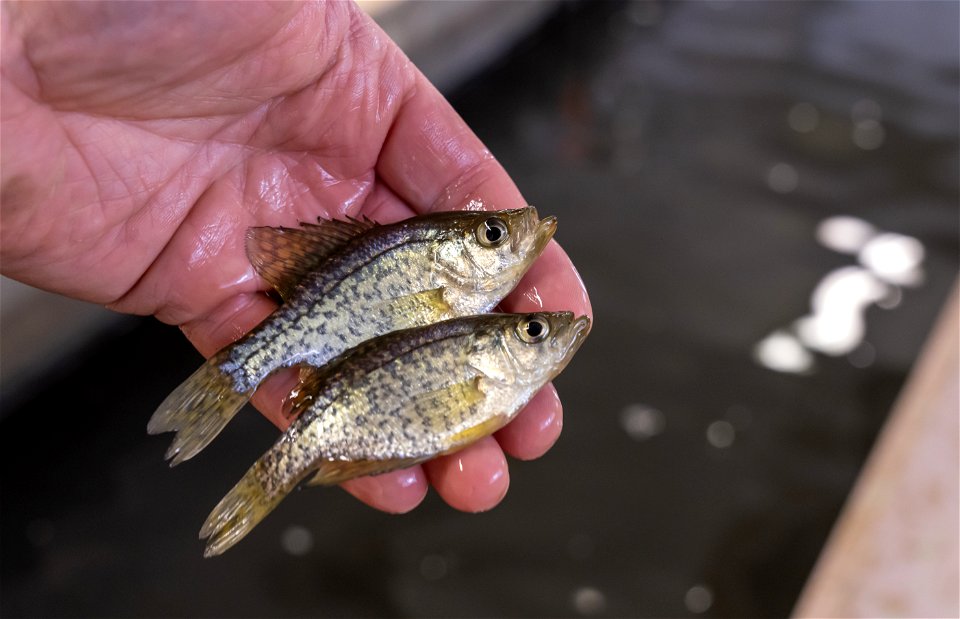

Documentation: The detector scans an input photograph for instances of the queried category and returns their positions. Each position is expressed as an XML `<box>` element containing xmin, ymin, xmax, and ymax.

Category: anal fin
<box><xmin>306</xmin><ymin>457</ymin><xmax>425</xmax><ymax>487</ymax></box>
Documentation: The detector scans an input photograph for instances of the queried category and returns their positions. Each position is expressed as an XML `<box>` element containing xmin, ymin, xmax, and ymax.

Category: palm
<box><xmin>1</xmin><ymin>2</ymin><xmax>591</xmax><ymax>514</ymax></box>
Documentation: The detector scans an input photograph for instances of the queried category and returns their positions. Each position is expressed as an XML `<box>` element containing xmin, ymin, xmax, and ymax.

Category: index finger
<box><xmin>375</xmin><ymin>73</ymin><xmax>526</xmax><ymax>215</ymax></box>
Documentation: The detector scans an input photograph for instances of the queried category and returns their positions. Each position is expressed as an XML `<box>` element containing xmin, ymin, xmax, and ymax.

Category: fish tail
<box><xmin>147</xmin><ymin>357</ymin><xmax>251</xmax><ymax>466</ymax></box>
<box><xmin>200</xmin><ymin>462</ymin><xmax>293</xmax><ymax>557</ymax></box>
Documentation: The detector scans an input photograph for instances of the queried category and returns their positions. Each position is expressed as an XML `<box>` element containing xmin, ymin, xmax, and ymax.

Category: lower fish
<box><xmin>200</xmin><ymin>311</ymin><xmax>591</xmax><ymax>557</ymax></box>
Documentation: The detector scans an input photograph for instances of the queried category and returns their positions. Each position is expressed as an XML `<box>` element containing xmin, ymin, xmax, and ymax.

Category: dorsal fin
<box><xmin>245</xmin><ymin>216</ymin><xmax>378</xmax><ymax>301</ymax></box>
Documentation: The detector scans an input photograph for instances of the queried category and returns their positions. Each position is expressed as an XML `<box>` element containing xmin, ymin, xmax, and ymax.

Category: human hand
<box><xmin>0</xmin><ymin>2</ymin><xmax>592</xmax><ymax>513</ymax></box>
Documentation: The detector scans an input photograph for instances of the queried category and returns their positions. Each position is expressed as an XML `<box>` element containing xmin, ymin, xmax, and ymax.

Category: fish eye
<box><xmin>476</xmin><ymin>217</ymin><xmax>509</xmax><ymax>248</ymax></box>
<box><xmin>516</xmin><ymin>314</ymin><xmax>550</xmax><ymax>343</ymax></box>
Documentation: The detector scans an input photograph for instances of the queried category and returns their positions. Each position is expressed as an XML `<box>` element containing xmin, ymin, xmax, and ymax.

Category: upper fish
<box><xmin>148</xmin><ymin>207</ymin><xmax>556</xmax><ymax>465</ymax></box>
<box><xmin>199</xmin><ymin>311</ymin><xmax>591</xmax><ymax>556</ymax></box>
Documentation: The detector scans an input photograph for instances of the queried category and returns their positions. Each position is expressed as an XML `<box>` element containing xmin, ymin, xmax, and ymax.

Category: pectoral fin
<box><xmin>306</xmin><ymin>377</ymin><xmax>489</xmax><ymax>485</ymax></box>
<box><xmin>381</xmin><ymin>287</ymin><xmax>452</xmax><ymax>324</ymax></box>
<box><xmin>410</xmin><ymin>375</ymin><xmax>485</xmax><ymax>417</ymax></box>
<box><xmin>245</xmin><ymin>216</ymin><xmax>377</xmax><ymax>301</ymax></box>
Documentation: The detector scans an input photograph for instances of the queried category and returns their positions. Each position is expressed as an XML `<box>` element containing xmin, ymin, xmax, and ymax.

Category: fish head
<box><xmin>472</xmin><ymin>312</ymin><xmax>591</xmax><ymax>388</ymax></box>
<box><xmin>435</xmin><ymin>207</ymin><xmax>556</xmax><ymax>313</ymax></box>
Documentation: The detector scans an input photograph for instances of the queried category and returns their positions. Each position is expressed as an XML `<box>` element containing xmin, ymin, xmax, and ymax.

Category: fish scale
<box><xmin>224</xmin><ymin>243</ymin><xmax>436</xmax><ymax>389</ymax></box>
<box><xmin>148</xmin><ymin>207</ymin><xmax>557</xmax><ymax>466</ymax></box>
<box><xmin>199</xmin><ymin>311</ymin><xmax>591</xmax><ymax>556</ymax></box>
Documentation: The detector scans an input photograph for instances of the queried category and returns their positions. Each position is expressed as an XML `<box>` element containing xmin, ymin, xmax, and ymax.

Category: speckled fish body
<box><xmin>200</xmin><ymin>311</ymin><xmax>591</xmax><ymax>556</ymax></box>
<box><xmin>149</xmin><ymin>208</ymin><xmax>556</xmax><ymax>465</ymax></box>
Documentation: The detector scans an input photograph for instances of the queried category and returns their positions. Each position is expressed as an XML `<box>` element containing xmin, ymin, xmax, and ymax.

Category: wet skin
<box><xmin>0</xmin><ymin>2</ymin><xmax>593</xmax><ymax>513</ymax></box>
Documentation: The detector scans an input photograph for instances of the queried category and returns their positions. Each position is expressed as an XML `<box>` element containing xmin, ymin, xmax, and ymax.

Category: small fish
<box><xmin>148</xmin><ymin>208</ymin><xmax>556</xmax><ymax>465</ymax></box>
<box><xmin>199</xmin><ymin>311</ymin><xmax>590</xmax><ymax>556</ymax></box>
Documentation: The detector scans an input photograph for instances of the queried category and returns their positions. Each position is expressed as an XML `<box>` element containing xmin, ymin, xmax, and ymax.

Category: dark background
<box><xmin>2</xmin><ymin>1</ymin><xmax>958</xmax><ymax>617</ymax></box>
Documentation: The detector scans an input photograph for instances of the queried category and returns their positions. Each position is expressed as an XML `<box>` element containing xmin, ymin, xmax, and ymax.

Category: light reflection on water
<box><xmin>684</xmin><ymin>584</ymin><xmax>714</xmax><ymax>614</ymax></box>
<box><xmin>755</xmin><ymin>217</ymin><xmax>928</xmax><ymax>372</ymax></box>
<box><xmin>572</xmin><ymin>586</ymin><xmax>607</xmax><ymax>616</ymax></box>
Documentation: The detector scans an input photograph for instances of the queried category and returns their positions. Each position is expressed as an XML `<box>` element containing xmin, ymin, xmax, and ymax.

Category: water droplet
<box><xmin>463</xmin><ymin>198</ymin><xmax>486</xmax><ymax>212</ymax></box>
<box><xmin>767</xmin><ymin>163</ymin><xmax>799</xmax><ymax>194</ymax></box>
<box><xmin>281</xmin><ymin>525</ymin><xmax>314</xmax><ymax>556</ymax></box>
<box><xmin>524</xmin><ymin>286</ymin><xmax>545</xmax><ymax>310</ymax></box>
<box><xmin>684</xmin><ymin>585</ymin><xmax>713</xmax><ymax>614</ymax></box>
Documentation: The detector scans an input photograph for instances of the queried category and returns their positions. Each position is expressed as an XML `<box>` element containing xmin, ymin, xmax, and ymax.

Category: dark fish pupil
<box><xmin>486</xmin><ymin>225</ymin><xmax>503</xmax><ymax>242</ymax></box>
<box><xmin>526</xmin><ymin>320</ymin><xmax>543</xmax><ymax>338</ymax></box>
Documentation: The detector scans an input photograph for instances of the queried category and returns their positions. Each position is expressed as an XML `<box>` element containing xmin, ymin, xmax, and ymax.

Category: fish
<box><xmin>148</xmin><ymin>207</ymin><xmax>557</xmax><ymax>465</ymax></box>
<box><xmin>199</xmin><ymin>311</ymin><xmax>591</xmax><ymax>556</ymax></box>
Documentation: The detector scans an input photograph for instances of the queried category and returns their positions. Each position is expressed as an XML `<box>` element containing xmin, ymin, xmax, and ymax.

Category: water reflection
<box><xmin>788</xmin><ymin>102</ymin><xmax>820</xmax><ymax>133</ymax></box>
<box><xmin>796</xmin><ymin>266</ymin><xmax>887</xmax><ymax>356</ymax></box>
<box><xmin>859</xmin><ymin>233</ymin><xmax>925</xmax><ymax>286</ymax></box>
<box><xmin>816</xmin><ymin>216</ymin><xmax>876</xmax><ymax>254</ymax></box>
<box><xmin>852</xmin><ymin>118</ymin><xmax>885</xmax><ymax>150</ymax></box>
<box><xmin>684</xmin><ymin>584</ymin><xmax>714</xmax><ymax>614</ymax></box>
<box><xmin>2</xmin><ymin>2</ymin><xmax>956</xmax><ymax>618</ymax></box>
<box><xmin>620</xmin><ymin>403</ymin><xmax>666</xmax><ymax>441</ymax></box>
<box><xmin>572</xmin><ymin>586</ymin><xmax>607</xmax><ymax>616</ymax></box>
<box><xmin>767</xmin><ymin>163</ymin><xmax>800</xmax><ymax>194</ymax></box>
<box><xmin>753</xmin><ymin>331</ymin><xmax>815</xmax><ymax>374</ymax></box>
<box><xmin>706</xmin><ymin>420</ymin><xmax>736</xmax><ymax>449</ymax></box>
<box><xmin>847</xmin><ymin>341</ymin><xmax>877</xmax><ymax>369</ymax></box>
<box><xmin>756</xmin><ymin>215</ymin><xmax>927</xmax><ymax>373</ymax></box>
<box><xmin>280</xmin><ymin>525</ymin><xmax>314</xmax><ymax>556</ymax></box>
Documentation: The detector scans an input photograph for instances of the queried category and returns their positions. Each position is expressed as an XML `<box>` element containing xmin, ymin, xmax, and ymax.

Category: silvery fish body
<box><xmin>148</xmin><ymin>208</ymin><xmax>556</xmax><ymax>464</ymax></box>
<box><xmin>200</xmin><ymin>311</ymin><xmax>591</xmax><ymax>556</ymax></box>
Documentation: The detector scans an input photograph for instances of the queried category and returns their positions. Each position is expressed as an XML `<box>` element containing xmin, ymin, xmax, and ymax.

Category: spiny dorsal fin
<box><xmin>245</xmin><ymin>215</ymin><xmax>378</xmax><ymax>301</ymax></box>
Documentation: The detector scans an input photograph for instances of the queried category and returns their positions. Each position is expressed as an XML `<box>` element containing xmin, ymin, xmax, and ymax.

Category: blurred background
<box><xmin>1</xmin><ymin>1</ymin><xmax>958</xmax><ymax>617</ymax></box>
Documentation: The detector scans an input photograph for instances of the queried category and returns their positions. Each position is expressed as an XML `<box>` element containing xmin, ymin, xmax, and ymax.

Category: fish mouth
<box><xmin>565</xmin><ymin>315</ymin><xmax>592</xmax><ymax>356</ymax></box>
<box><xmin>521</xmin><ymin>206</ymin><xmax>557</xmax><ymax>256</ymax></box>
<box><xmin>546</xmin><ymin>313</ymin><xmax>591</xmax><ymax>376</ymax></box>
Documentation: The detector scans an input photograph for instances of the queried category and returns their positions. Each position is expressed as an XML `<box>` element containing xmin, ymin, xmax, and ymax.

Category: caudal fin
<box><xmin>148</xmin><ymin>357</ymin><xmax>251</xmax><ymax>466</ymax></box>
<box><xmin>200</xmin><ymin>463</ymin><xmax>296</xmax><ymax>557</ymax></box>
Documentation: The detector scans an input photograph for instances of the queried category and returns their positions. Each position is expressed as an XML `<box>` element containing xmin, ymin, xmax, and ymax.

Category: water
<box><xmin>2</xmin><ymin>2</ymin><xmax>957</xmax><ymax>617</ymax></box>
